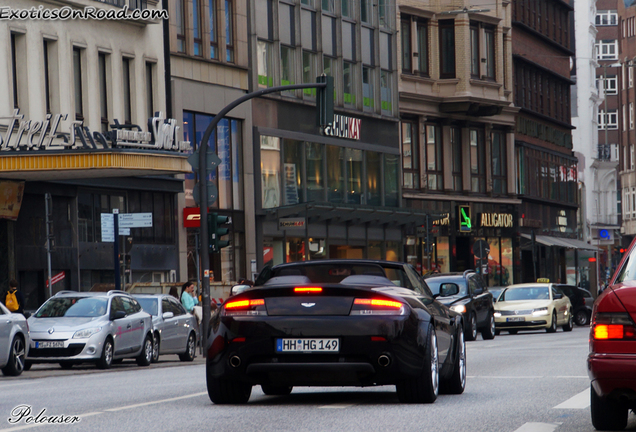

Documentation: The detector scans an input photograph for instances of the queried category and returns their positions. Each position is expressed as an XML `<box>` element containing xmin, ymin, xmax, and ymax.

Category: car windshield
<box><xmin>271</xmin><ymin>264</ymin><xmax>390</xmax><ymax>284</ymax></box>
<box><xmin>136</xmin><ymin>298</ymin><xmax>158</xmax><ymax>316</ymax></box>
<box><xmin>501</xmin><ymin>287</ymin><xmax>550</xmax><ymax>301</ymax></box>
<box><xmin>425</xmin><ymin>278</ymin><xmax>467</xmax><ymax>296</ymax></box>
<box><xmin>35</xmin><ymin>297</ymin><xmax>108</xmax><ymax>318</ymax></box>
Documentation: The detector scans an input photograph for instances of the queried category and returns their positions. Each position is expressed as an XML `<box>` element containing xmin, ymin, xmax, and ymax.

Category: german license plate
<box><xmin>36</xmin><ymin>341</ymin><xmax>64</xmax><ymax>348</ymax></box>
<box><xmin>276</xmin><ymin>338</ymin><xmax>339</xmax><ymax>353</ymax></box>
<box><xmin>506</xmin><ymin>317</ymin><xmax>524</xmax><ymax>322</ymax></box>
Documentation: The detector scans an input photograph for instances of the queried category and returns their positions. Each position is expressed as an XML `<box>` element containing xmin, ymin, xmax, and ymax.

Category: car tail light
<box><xmin>223</xmin><ymin>299</ymin><xmax>267</xmax><ymax>316</ymax></box>
<box><xmin>350</xmin><ymin>298</ymin><xmax>407</xmax><ymax>316</ymax></box>
<box><xmin>592</xmin><ymin>313</ymin><xmax>636</xmax><ymax>340</ymax></box>
<box><xmin>294</xmin><ymin>287</ymin><xmax>322</xmax><ymax>293</ymax></box>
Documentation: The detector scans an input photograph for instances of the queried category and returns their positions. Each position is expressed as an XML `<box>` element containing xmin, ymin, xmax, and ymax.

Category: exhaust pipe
<box><xmin>229</xmin><ymin>355</ymin><xmax>241</xmax><ymax>367</ymax></box>
<box><xmin>378</xmin><ymin>354</ymin><xmax>391</xmax><ymax>367</ymax></box>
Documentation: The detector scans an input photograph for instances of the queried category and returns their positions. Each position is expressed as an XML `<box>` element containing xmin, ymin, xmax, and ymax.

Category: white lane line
<box><xmin>555</xmin><ymin>376</ymin><xmax>588</xmax><ymax>379</ymax></box>
<box><xmin>319</xmin><ymin>404</ymin><xmax>358</xmax><ymax>409</ymax></box>
<box><xmin>467</xmin><ymin>376</ymin><xmax>544</xmax><ymax>379</ymax></box>
<box><xmin>513</xmin><ymin>422</ymin><xmax>561</xmax><ymax>432</ymax></box>
<box><xmin>0</xmin><ymin>392</ymin><xmax>207</xmax><ymax>431</ymax></box>
<box><xmin>553</xmin><ymin>388</ymin><xmax>590</xmax><ymax>409</ymax></box>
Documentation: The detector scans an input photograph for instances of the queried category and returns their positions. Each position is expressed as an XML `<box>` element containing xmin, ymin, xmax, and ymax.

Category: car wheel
<box><xmin>59</xmin><ymin>362</ymin><xmax>73</xmax><ymax>370</ymax></box>
<box><xmin>440</xmin><ymin>327</ymin><xmax>466</xmax><ymax>395</ymax></box>
<box><xmin>1</xmin><ymin>335</ymin><xmax>26</xmax><ymax>376</ymax></box>
<box><xmin>96</xmin><ymin>337</ymin><xmax>114</xmax><ymax>369</ymax></box>
<box><xmin>481</xmin><ymin>312</ymin><xmax>496</xmax><ymax>340</ymax></box>
<box><xmin>207</xmin><ymin>368</ymin><xmax>252</xmax><ymax>404</ymax></box>
<box><xmin>546</xmin><ymin>311</ymin><xmax>558</xmax><ymax>333</ymax></box>
<box><xmin>465</xmin><ymin>313</ymin><xmax>477</xmax><ymax>341</ymax></box>
<box><xmin>562</xmin><ymin>310</ymin><xmax>574</xmax><ymax>332</ymax></box>
<box><xmin>136</xmin><ymin>334</ymin><xmax>153</xmax><ymax>366</ymax></box>
<box><xmin>591</xmin><ymin>384</ymin><xmax>628</xmax><ymax>431</ymax></box>
<box><xmin>261</xmin><ymin>384</ymin><xmax>293</xmax><ymax>396</ymax></box>
<box><xmin>575</xmin><ymin>309</ymin><xmax>589</xmax><ymax>326</ymax></box>
<box><xmin>152</xmin><ymin>333</ymin><xmax>160</xmax><ymax>363</ymax></box>
<box><xmin>179</xmin><ymin>332</ymin><xmax>196</xmax><ymax>362</ymax></box>
<box><xmin>396</xmin><ymin>324</ymin><xmax>438</xmax><ymax>403</ymax></box>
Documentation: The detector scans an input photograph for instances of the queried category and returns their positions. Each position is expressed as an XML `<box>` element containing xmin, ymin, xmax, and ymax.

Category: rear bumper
<box><xmin>588</xmin><ymin>353</ymin><xmax>636</xmax><ymax>399</ymax></box>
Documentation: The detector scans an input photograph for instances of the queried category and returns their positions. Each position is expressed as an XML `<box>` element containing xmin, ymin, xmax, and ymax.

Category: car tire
<box><xmin>575</xmin><ymin>309</ymin><xmax>589</xmax><ymax>326</ymax></box>
<box><xmin>562</xmin><ymin>310</ymin><xmax>574</xmax><ymax>332</ymax></box>
<box><xmin>1</xmin><ymin>335</ymin><xmax>26</xmax><ymax>377</ymax></box>
<box><xmin>495</xmin><ymin>329</ymin><xmax>501</xmax><ymax>336</ymax></box>
<box><xmin>261</xmin><ymin>384</ymin><xmax>293</xmax><ymax>396</ymax></box>
<box><xmin>136</xmin><ymin>334</ymin><xmax>153</xmax><ymax>366</ymax></box>
<box><xmin>152</xmin><ymin>333</ymin><xmax>160</xmax><ymax>363</ymax></box>
<box><xmin>546</xmin><ymin>311</ymin><xmax>558</xmax><ymax>333</ymax></box>
<box><xmin>481</xmin><ymin>312</ymin><xmax>496</xmax><ymax>340</ymax></box>
<box><xmin>591</xmin><ymin>384</ymin><xmax>628</xmax><ymax>431</ymax></box>
<box><xmin>179</xmin><ymin>332</ymin><xmax>196</xmax><ymax>362</ymax></box>
<box><xmin>207</xmin><ymin>370</ymin><xmax>252</xmax><ymax>404</ymax></box>
<box><xmin>59</xmin><ymin>362</ymin><xmax>73</xmax><ymax>370</ymax></box>
<box><xmin>465</xmin><ymin>313</ymin><xmax>478</xmax><ymax>341</ymax></box>
<box><xmin>96</xmin><ymin>337</ymin><xmax>114</xmax><ymax>369</ymax></box>
<box><xmin>440</xmin><ymin>327</ymin><xmax>466</xmax><ymax>395</ymax></box>
<box><xmin>396</xmin><ymin>324</ymin><xmax>439</xmax><ymax>403</ymax></box>
<box><xmin>23</xmin><ymin>361</ymin><xmax>32</xmax><ymax>372</ymax></box>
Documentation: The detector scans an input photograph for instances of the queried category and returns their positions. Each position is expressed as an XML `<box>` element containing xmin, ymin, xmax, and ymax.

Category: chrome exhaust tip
<box><xmin>229</xmin><ymin>355</ymin><xmax>241</xmax><ymax>367</ymax></box>
<box><xmin>378</xmin><ymin>354</ymin><xmax>391</xmax><ymax>367</ymax></box>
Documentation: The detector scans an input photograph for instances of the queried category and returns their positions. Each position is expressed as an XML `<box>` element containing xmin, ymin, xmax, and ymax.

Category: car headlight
<box><xmin>493</xmin><ymin>311</ymin><xmax>501</xmax><ymax>318</ymax></box>
<box><xmin>450</xmin><ymin>305</ymin><xmax>467</xmax><ymax>314</ymax></box>
<box><xmin>73</xmin><ymin>327</ymin><xmax>102</xmax><ymax>339</ymax></box>
<box><xmin>532</xmin><ymin>307</ymin><xmax>549</xmax><ymax>317</ymax></box>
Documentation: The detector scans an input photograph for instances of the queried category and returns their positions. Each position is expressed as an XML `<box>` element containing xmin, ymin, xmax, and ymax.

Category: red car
<box><xmin>588</xmin><ymin>239</ymin><xmax>636</xmax><ymax>430</ymax></box>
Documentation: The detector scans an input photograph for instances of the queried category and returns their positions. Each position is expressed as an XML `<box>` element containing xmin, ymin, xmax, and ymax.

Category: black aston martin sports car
<box><xmin>206</xmin><ymin>260</ymin><xmax>466</xmax><ymax>404</ymax></box>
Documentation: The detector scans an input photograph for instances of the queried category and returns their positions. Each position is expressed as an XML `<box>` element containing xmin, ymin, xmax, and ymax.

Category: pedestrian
<box><xmin>181</xmin><ymin>281</ymin><xmax>202</xmax><ymax>324</ymax></box>
<box><xmin>2</xmin><ymin>279</ymin><xmax>25</xmax><ymax>315</ymax></box>
<box><xmin>168</xmin><ymin>286</ymin><xmax>179</xmax><ymax>300</ymax></box>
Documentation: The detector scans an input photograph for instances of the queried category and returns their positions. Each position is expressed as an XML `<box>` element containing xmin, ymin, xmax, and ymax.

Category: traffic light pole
<box><xmin>198</xmin><ymin>82</ymin><xmax>327</xmax><ymax>357</ymax></box>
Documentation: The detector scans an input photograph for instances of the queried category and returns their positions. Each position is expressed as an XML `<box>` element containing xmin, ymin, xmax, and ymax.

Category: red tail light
<box><xmin>592</xmin><ymin>313</ymin><xmax>636</xmax><ymax>340</ymax></box>
<box><xmin>294</xmin><ymin>287</ymin><xmax>323</xmax><ymax>293</ymax></box>
<box><xmin>350</xmin><ymin>298</ymin><xmax>406</xmax><ymax>316</ymax></box>
<box><xmin>223</xmin><ymin>299</ymin><xmax>267</xmax><ymax>316</ymax></box>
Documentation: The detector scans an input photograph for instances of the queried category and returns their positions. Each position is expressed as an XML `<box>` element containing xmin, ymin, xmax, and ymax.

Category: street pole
<box><xmin>113</xmin><ymin>209</ymin><xmax>121</xmax><ymax>291</ymax></box>
<box><xmin>45</xmin><ymin>193</ymin><xmax>53</xmax><ymax>298</ymax></box>
<box><xmin>198</xmin><ymin>82</ymin><xmax>327</xmax><ymax>357</ymax></box>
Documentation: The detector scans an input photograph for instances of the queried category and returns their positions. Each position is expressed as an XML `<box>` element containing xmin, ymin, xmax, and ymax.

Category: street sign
<box><xmin>473</xmin><ymin>239</ymin><xmax>490</xmax><ymax>259</ymax></box>
<box><xmin>46</xmin><ymin>271</ymin><xmax>65</xmax><ymax>288</ymax></box>
<box><xmin>118</xmin><ymin>213</ymin><xmax>153</xmax><ymax>228</ymax></box>
<box><xmin>459</xmin><ymin>206</ymin><xmax>472</xmax><ymax>232</ymax></box>
<box><xmin>187</xmin><ymin>151</ymin><xmax>222</xmax><ymax>172</ymax></box>
<box><xmin>193</xmin><ymin>183</ymin><xmax>218</xmax><ymax>206</ymax></box>
<box><xmin>101</xmin><ymin>213</ymin><xmax>130</xmax><ymax>242</ymax></box>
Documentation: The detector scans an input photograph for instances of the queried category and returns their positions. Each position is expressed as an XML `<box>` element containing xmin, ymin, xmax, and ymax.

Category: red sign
<box><xmin>263</xmin><ymin>247</ymin><xmax>273</xmax><ymax>264</ymax></box>
<box><xmin>46</xmin><ymin>271</ymin><xmax>65</xmax><ymax>288</ymax></box>
<box><xmin>183</xmin><ymin>207</ymin><xmax>201</xmax><ymax>228</ymax></box>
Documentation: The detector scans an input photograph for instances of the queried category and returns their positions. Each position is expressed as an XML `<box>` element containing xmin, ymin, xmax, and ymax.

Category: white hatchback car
<box><xmin>0</xmin><ymin>302</ymin><xmax>29</xmax><ymax>376</ymax></box>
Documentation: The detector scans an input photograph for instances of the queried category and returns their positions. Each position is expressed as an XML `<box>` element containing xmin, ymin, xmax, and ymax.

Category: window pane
<box><xmin>384</xmin><ymin>154</ymin><xmax>399</xmax><ymax>206</ymax></box>
<box><xmin>401</xmin><ymin>19</ymin><xmax>412</xmax><ymax>73</ymax></box>
<box><xmin>261</xmin><ymin>136</ymin><xmax>281</xmax><ymax>209</ymax></box>
<box><xmin>231</xmin><ymin>120</ymin><xmax>243</xmax><ymax>210</ymax></box>
<box><xmin>303</xmin><ymin>51</ymin><xmax>316</xmax><ymax>98</ymax></box>
<box><xmin>381</xmin><ymin>70</ymin><xmax>392</xmax><ymax>113</ymax></box>
<box><xmin>225</xmin><ymin>0</ymin><xmax>234</xmax><ymax>62</ymax></box>
<box><xmin>417</xmin><ymin>21</ymin><xmax>428</xmax><ymax>74</ymax></box>
<box><xmin>209</xmin><ymin>0</ymin><xmax>217</xmax><ymax>59</ymax></box>
<box><xmin>367</xmin><ymin>151</ymin><xmax>381</xmax><ymax>205</ymax></box>
<box><xmin>218</xmin><ymin>118</ymin><xmax>232</xmax><ymax>209</ymax></box>
<box><xmin>343</xmin><ymin>62</ymin><xmax>355</xmax><ymax>106</ymax></box>
<box><xmin>306</xmin><ymin>142</ymin><xmax>324</xmax><ymax>202</ymax></box>
<box><xmin>284</xmin><ymin>139</ymin><xmax>303</xmax><ymax>205</ymax></box>
<box><xmin>257</xmin><ymin>40</ymin><xmax>272</xmax><ymax>88</ymax></box>
<box><xmin>440</xmin><ymin>21</ymin><xmax>455</xmax><ymax>77</ymax></box>
<box><xmin>73</xmin><ymin>48</ymin><xmax>83</xmax><ymax>118</ymax></box>
<box><xmin>281</xmin><ymin>46</ymin><xmax>295</xmax><ymax>90</ymax></box>
<box><xmin>327</xmin><ymin>145</ymin><xmax>344</xmax><ymax>203</ymax></box>
<box><xmin>470</xmin><ymin>26</ymin><xmax>479</xmax><ymax>76</ymax></box>
<box><xmin>361</xmin><ymin>0</ymin><xmax>371</xmax><ymax>23</ymax></box>
<box><xmin>345</xmin><ymin>148</ymin><xmax>363</xmax><ymax>204</ymax></box>
<box><xmin>363</xmin><ymin>66</ymin><xmax>374</xmax><ymax>110</ymax></box>
<box><xmin>486</xmin><ymin>29</ymin><xmax>495</xmax><ymax>78</ymax></box>
<box><xmin>193</xmin><ymin>0</ymin><xmax>202</xmax><ymax>56</ymax></box>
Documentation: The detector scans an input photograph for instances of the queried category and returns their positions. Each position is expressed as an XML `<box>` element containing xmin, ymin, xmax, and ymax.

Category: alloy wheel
<box><xmin>12</xmin><ymin>337</ymin><xmax>25</xmax><ymax>374</ymax></box>
<box><xmin>431</xmin><ymin>333</ymin><xmax>439</xmax><ymax>396</ymax></box>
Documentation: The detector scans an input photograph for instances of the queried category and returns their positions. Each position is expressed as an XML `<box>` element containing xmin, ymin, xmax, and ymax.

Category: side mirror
<box><xmin>439</xmin><ymin>283</ymin><xmax>459</xmax><ymax>297</ymax></box>
<box><xmin>111</xmin><ymin>310</ymin><xmax>126</xmax><ymax>321</ymax></box>
<box><xmin>231</xmin><ymin>284</ymin><xmax>251</xmax><ymax>296</ymax></box>
<box><xmin>473</xmin><ymin>287</ymin><xmax>484</xmax><ymax>295</ymax></box>
<box><xmin>162</xmin><ymin>311</ymin><xmax>174</xmax><ymax>319</ymax></box>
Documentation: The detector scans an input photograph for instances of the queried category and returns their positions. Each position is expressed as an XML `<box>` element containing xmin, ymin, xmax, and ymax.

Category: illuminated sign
<box><xmin>323</xmin><ymin>114</ymin><xmax>361</xmax><ymax>140</ymax></box>
<box><xmin>480</xmin><ymin>213</ymin><xmax>514</xmax><ymax>228</ymax></box>
<box><xmin>279</xmin><ymin>218</ymin><xmax>306</xmax><ymax>229</ymax></box>
<box><xmin>432</xmin><ymin>213</ymin><xmax>450</xmax><ymax>226</ymax></box>
<box><xmin>459</xmin><ymin>206</ymin><xmax>471</xmax><ymax>232</ymax></box>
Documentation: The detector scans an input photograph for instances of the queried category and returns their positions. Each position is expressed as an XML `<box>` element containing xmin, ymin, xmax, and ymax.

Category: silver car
<box><xmin>133</xmin><ymin>294</ymin><xmax>198</xmax><ymax>363</ymax></box>
<box><xmin>26</xmin><ymin>291</ymin><xmax>154</xmax><ymax>369</ymax></box>
<box><xmin>0</xmin><ymin>302</ymin><xmax>29</xmax><ymax>376</ymax></box>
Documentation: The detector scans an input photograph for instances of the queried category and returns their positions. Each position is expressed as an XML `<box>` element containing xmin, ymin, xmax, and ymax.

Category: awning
<box><xmin>521</xmin><ymin>234</ymin><xmax>597</xmax><ymax>250</ymax></box>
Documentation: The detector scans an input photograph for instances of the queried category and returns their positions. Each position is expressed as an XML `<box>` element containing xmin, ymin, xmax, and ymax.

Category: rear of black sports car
<box><xmin>206</xmin><ymin>283</ymin><xmax>457</xmax><ymax>404</ymax></box>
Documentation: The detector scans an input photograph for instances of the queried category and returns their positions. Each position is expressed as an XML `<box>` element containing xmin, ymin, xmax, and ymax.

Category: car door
<box><xmin>0</xmin><ymin>305</ymin><xmax>11</xmax><ymax>367</ymax></box>
<box><xmin>123</xmin><ymin>297</ymin><xmax>146</xmax><ymax>353</ymax></box>
<box><xmin>160</xmin><ymin>297</ymin><xmax>179</xmax><ymax>352</ymax></box>
<box><xmin>169</xmin><ymin>298</ymin><xmax>190</xmax><ymax>352</ymax></box>
<box><xmin>110</xmin><ymin>296</ymin><xmax>133</xmax><ymax>354</ymax></box>
<box><xmin>469</xmin><ymin>275</ymin><xmax>490</xmax><ymax>326</ymax></box>
<box><xmin>551</xmin><ymin>286</ymin><xmax>568</xmax><ymax>324</ymax></box>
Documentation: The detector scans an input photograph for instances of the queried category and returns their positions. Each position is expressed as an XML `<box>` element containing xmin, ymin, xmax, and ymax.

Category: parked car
<box><xmin>489</xmin><ymin>287</ymin><xmax>507</xmax><ymax>303</ymax></box>
<box><xmin>554</xmin><ymin>284</ymin><xmax>594</xmax><ymax>326</ymax></box>
<box><xmin>0</xmin><ymin>302</ymin><xmax>29</xmax><ymax>376</ymax></box>
<box><xmin>494</xmin><ymin>283</ymin><xmax>573</xmax><ymax>334</ymax></box>
<box><xmin>208</xmin><ymin>259</ymin><xmax>466</xmax><ymax>404</ymax></box>
<box><xmin>26</xmin><ymin>291</ymin><xmax>154</xmax><ymax>369</ymax></box>
<box><xmin>133</xmin><ymin>294</ymin><xmax>198</xmax><ymax>363</ymax></box>
<box><xmin>423</xmin><ymin>271</ymin><xmax>496</xmax><ymax>341</ymax></box>
<box><xmin>588</xmin><ymin>238</ymin><xmax>636</xmax><ymax>430</ymax></box>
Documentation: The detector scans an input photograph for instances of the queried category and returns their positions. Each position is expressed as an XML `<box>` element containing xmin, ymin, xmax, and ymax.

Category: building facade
<box><xmin>0</xmin><ymin>0</ymin><xmax>190</xmax><ymax>309</ymax></box>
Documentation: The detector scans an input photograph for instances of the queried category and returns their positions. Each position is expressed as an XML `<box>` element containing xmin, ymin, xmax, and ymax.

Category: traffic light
<box><xmin>316</xmin><ymin>75</ymin><xmax>334</xmax><ymax>127</ymax></box>
<box><xmin>208</xmin><ymin>213</ymin><xmax>231</xmax><ymax>253</ymax></box>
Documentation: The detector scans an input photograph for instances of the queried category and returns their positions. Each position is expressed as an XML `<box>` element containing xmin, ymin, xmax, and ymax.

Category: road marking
<box><xmin>513</xmin><ymin>422</ymin><xmax>561</xmax><ymax>432</ymax></box>
<box><xmin>553</xmin><ymin>388</ymin><xmax>590</xmax><ymax>409</ymax></box>
<box><xmin>467</xmin><ymin>376</ymin><xmax>544</xmax><ymax>379</ymax></box>
<box><xmin>554</xmin><ymin>376</ymin><xmax>588</xmax><ymax>379</ymax></box>
<box><xmin>319</xmin><ymin>404</ymin><xmax>358</xmax><ymax>409</ymax></box>
<box><xmin>0</xmin><ymin>392</ymin><xmax>207</xmax><ymax>432</ymax></box>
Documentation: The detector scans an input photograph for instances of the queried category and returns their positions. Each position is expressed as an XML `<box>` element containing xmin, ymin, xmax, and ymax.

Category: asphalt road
<box><xmin>1</xmin><ymin>326</ymin><xmax>631</xmax><ymax>432</ymax></box>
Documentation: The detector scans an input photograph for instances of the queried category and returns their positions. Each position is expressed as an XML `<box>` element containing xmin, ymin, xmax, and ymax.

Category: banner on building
<box><xmin>0</xmin><ymin>181</ymin><xmax>25</xmax><ymax>221</ymax></box>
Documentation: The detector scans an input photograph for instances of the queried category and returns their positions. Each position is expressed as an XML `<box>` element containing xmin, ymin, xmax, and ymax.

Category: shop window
<box><xmin>261</xmin><ymin>136</ymin><xmax>281</xmax><ymax>208</ymax></box>
<box><xmin>327</xmin><ymin>145</ymin><xmax>345</xmax><ymax>203</ymax></box>
<box><xmin>437</xmin><ymin>237</ymin><xmax>450</xmax><ymax>273</ymax></box>
<box><xmin>368</xmin><ymin>241</ymin><xmax>382</xmax><ymax>260</ymax></box>
<box><xmin>491</xmin><ymin>131</ymin><xmax>507</xmax><ymax>195</ymax></box>
<box><xmin>284</xmin><ymin>139</ymin><xmax>304</xmax><ymax>205</ymax></box>
<box><xmin>306</xmin><ymin>142</ymin><xmax>325</xmax><ymax>202</ymax></box>
<box><xmin>384</xmin><ymin>154</ymin><xmax>399</xmax><ymax>206</ymax></box>
<box><xmin>308</xmin><ymin>238</ymin><xmax>327</xmax><ymax>259</ymax></box>
<box><xmin>346</xmin><ymin>148</ymin><xmax>363</xmax><ymax>204</ymax></box>
<box><xmin>386</xmin><ymin>241</ymin><xmax>400</xmax><ymax>261</ymax></box>
<box><xmin>402</xmin><ymin>121</ymin><xmax>419</xmax><ymax>189</ymax></box>
<box><xmin>451</xmin><ymin>127</ymin><xmax>462</xmax><ymax>191</ymax></box>
<box><xmin>257</xmin><ymin>40</ymin><xmax>273</xmax><ymax>88</ymax></box>
<box><xmin>366</xmin><ymin>152</ymin><xmax>382</xmax><ymax>205</ymax></box>
<box><xmin>263</xmin><ymin>239</ymin><xmax>285</xmax><ymax>267</ymax></box>
<box><xmin>286</xmin><ymin>238</ymin><xmax>306</xmax><ymax>262</ymax></box>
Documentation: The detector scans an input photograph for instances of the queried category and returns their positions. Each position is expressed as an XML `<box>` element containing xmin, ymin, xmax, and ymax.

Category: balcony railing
<box><xmin>597</xmin><ymin>144</ymin><xmax>618</xmax><ymax>162</ymax></box>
